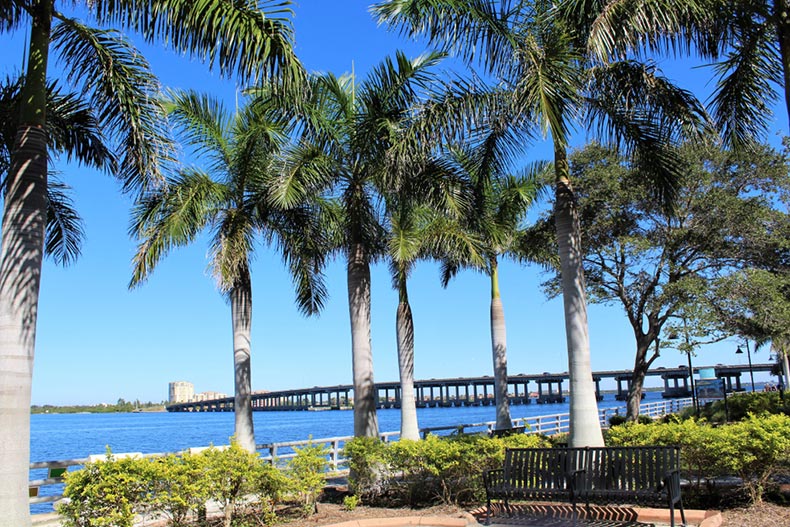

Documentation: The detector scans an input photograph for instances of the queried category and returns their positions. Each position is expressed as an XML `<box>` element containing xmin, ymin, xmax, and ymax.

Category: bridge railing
<box><xmin>29</xmin><ymin>398</ymin><xmax>693</xmax><ymax>512</ymax></box>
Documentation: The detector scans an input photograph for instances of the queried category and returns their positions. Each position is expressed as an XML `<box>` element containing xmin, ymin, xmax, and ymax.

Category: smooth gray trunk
<box><xmin>347</xmin><ymin>243</ymin><xmax>379</xmax><ymax>437</ymax></box>
<box><xmin>0</xmin><ymin>126</ymin><xmax>48</xmax><ymax>527</ymax></box>
<box><xmin>554</xmin><ymin>146</ymin><xmax>604</xmax><ymax>448</ymax></box>
<box><xmin>230</xmin><ymin>274</ymin><xmax>255</xmax><ymax>452</ymax></box>
<box><xmin>489</xmin><ymin>262</ymin><xmax>512</xmax><ymax>430</ymax></box>
<box><xmin>1</xmin><ymin>4</ymin><xmax>52</xmax><ymax>523</ymax></box>
<box><xmin>396</xmin><ymin>295</ymin><xmax>419</xmax><ymax>440</ymax></box>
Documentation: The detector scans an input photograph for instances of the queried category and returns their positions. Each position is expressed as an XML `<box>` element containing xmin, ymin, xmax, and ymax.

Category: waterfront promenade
<box><xmin>165</xmin><ymin>363</ymin><xmax>773</xmax><ymax>412</ymax></box>
<box><xmin>30</xmin><ymin>397</ymin><xmax>692</xmax><ymax>514</ymax></box>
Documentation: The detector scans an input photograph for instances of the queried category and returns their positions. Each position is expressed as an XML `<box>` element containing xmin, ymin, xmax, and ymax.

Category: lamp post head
<box><xmin>736</xmin><ymin>346</ymin><xmax>744</xmax><ymax>355</ymax></box>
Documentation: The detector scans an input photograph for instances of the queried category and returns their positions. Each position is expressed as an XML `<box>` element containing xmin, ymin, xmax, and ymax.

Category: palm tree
<box><xmin>374</xmin><ymin>0</ymin><xmax>707</xmax><ymax>446</ymax></box>
<box><xmin>273</xmin><ymin>51</ymin><xmax>444</xmax><ymax>437</ymax></box>
<box><xmin>440</xmin><ymin>126</ymin><xmax>551</xmax><ymax>431</ymax></box>
<box><xmin>0</xmin><ymin>2</ymin><xmax>299</xmax><ymax>521</ymax></box>
<box><xmin>130</xmin><ymin>91</ymin><xmax>326</xmax><ymax>453</ymax></box>
<box><xmin>383</xmin><ymin>156</ymin><xmax>481</xmax><ymax>440</ymax></box>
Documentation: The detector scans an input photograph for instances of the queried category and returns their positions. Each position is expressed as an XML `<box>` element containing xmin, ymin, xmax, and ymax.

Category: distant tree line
<box><xmin>31</xmin><ymin>398</ymin><xmax>165</xmax><ymax>414</ymax></box>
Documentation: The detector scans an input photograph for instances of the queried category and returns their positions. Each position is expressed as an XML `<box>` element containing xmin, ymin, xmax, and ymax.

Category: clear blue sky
<box><xmin>3</xmin><ymin>1</ymin><xmax>782</xmax><ymax>405</ymax></box>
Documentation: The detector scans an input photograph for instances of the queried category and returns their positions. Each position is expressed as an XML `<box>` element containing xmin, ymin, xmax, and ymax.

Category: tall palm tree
<box><xmin>0</xmin><ymin>2</ymin><xmax>299</xmax><ymax>522</ymax></box>
<box><xmin>383</xmin><ymin>157</ymin><xmax>480</xmax><ymax>440</ymax></box>
<box><xmin>441</xmin><ymin>126</ymin><xmax>550</xmax><ymax>431</ymax></box>
<box><xmin>130</xmin><ymin>91</ymin><xmax>326</xmax><ymax>453</ymax></box>
<box><xmin>374</xmin><ymin>0</ymin><xmax>707</xmax><ymax>446</ymax></box>
<box><xmin>272</xmin><ymin>51</ymin><xmax>444</xmax><ymax>438</ymax></box>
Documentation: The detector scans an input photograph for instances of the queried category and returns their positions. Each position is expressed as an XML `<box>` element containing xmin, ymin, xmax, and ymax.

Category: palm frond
<box><xmin>584</xmin><ymin>60</ymin><xmax>710</xmax><ymax>207</ymax></box>
<box><xmin>709</xmin><ymin>24</ymin><xmax>781</xmax><ymax>148</ymax></box>
<box><xmin>52</xmin><ymin>19</ymin><xmax>172</xmax><ymax>193</ymax></box>
<box><xmin>512</xmin><ymin>27</ymin><xmax>582</xmax><ymax>145</ymax></box>
<box><xmin>44</xmin><ymin>178</ymin><xmax>85</xmax><ymax>266</ymax></box>
<box><xmin>0</xmin><ymin>74</ymin><xmax>116</xmax><ymax>173</ymax></box>
<box><xmin>373</xmin><ymin>0</ymin><xmax>519</xmax><ymax>77</ymax></box>
<box><xmin>130</xmin><ymin>170</ymin><xmax>226</xmax><ymax>286</ymax></box>
<box><xmin>165</xmin><ymin>89</ymin><xmax>232</xmax><ymax>174</ymax></box>
<box><xmin>555</xmin><ymin>0</ymin><xmax>710</xmax><ymax>61</ymax></box>
<box><xmin>89</xmin><ymin>0</ymin><xmax>303</xmax><ymax>85</ymax></box>
<box><xmin>0</xmin><ymin>0</ymin><xmax>25</xmax><ymax>33</ymax></box>
<box><xmin>269</xmin><ymin>203</ymin><xmax>330</xmax><ymax>316</ymax></box>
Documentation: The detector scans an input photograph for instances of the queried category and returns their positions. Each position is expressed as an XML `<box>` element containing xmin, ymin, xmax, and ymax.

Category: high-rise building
<box><xmin>168</xmin><ymin>381</ymin><xmax>194</xmax><ymax>403</ymax></box>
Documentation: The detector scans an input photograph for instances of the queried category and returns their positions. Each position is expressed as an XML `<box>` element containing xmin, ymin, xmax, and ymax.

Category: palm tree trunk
<box><xmin>553</xmin><ymin>143</ymin><xmax>604</xmax><ymax>447</ymax></box>
<box><xmin>230</xmin><ymin>270</ymin><xmax>255</xmax><ymax>452</ymax></box>
<box><xmin>774</xmin><ymin>0</ymin><xmax>790</xmax><ymax>128</ymax></box>
<box><xmin>395</xmin><ymin>271</ymin><xmax>419</xmax><ymax>440</ymax></box>
<box><xmin>347</xmin><ymin>242</ymin><xmax>379</xmax><ymax>437</ymax></box>
<box><xmin>490</xmin><ymin>258</ymin><xmax>512</xmax><ymax>430</ymax></box>
<box><xmin>0</xmin><ymin>4</ymin><xmax>52</xmax><ymax>525</ymax></box>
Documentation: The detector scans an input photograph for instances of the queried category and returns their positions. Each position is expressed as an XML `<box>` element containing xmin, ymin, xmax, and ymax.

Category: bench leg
<box><xmin>485</xmin><ymin>498</ymin><xmax>491</xmax><ymax>526</ymax></box>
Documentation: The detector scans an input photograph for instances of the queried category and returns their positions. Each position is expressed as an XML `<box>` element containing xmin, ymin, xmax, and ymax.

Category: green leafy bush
<box><xmin>59</xmin><ymin>453</ymin><xmax>155</xmax><ymax>527</ymax></box>
<box><xmin>344</xmin><ymin>433</ymin><xmax>548</xmax><ymax>506</ymax></box>
<box><xmin>60</xmin><ymin>443</ymin><xmax>288</xmax><ymax>527</ymax></box>
<box><xmin>342</xmin><ymin>495</ymin><xmax>359</xmax><ymax>511</ymax></box>
<box><xmin>199</xmin><ymin>443</ymin><xmax>280</xmax><ymax>527</ymax></box>
<box><xmin>679</xmin><ymin>391</ymin><xmax>790</xmax><ymax>422</ymax></box>
<box><xmin>149</xmin><ymin>453</ymin><xmax>209</xmax><ymax>527</ymax></box>
<box><xmin>286</xmin><ymin>441</ymin><xmax>328</xmax><ymax>515</ymax></box>
<box><xmin>605</xmin><ymin>414</ymin><xmax>790</xmax><ymax>503</ymax></box>
<box><xmin>608</xmin><ymin>415</ymin><xmax>628</xmax><ymax>427</ymax></box>
<box><xmin>343</xmin><ymin>436</ymin><xmax>388</xmax><ymax>501</ymax></box>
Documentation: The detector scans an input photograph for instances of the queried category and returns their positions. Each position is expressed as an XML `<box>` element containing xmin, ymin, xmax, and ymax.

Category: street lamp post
<box><xmin>736</xmin><ymin>342</ymin><xmax>755</xmax><ymax>392</ymax></box>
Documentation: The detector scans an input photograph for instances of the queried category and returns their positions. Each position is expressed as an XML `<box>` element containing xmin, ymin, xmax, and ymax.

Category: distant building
<box><xmin>193</xmin><ymin>391</ymin><xmax>228</xmax><ymax>401</ymax></box>
<box><xmin>168</xmin><ymin>381</ymin><xmax>194</xmax><ymax>404</ymax></box>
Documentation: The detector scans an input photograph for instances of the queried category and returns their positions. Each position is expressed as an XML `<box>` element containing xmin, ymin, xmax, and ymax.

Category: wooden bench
<box><xmin>483</xmin><ymin>446</ymin><xmax>686</xmax><ymax>526</ymax></box>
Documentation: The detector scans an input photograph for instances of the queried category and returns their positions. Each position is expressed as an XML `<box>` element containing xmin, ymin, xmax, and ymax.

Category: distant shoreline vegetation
<box><xmin>31</xmin><ymin>399</ymin><xmax>166</xmax><ymax>414</ymax></box>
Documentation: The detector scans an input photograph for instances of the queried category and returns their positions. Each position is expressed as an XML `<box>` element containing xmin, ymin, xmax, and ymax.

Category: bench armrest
<box><xmin>662</xmin><ymin>469</ymin><xmax>682</xmax><ymax>503</ymax></box>
<box><xmin>483</xmin><ymin>468</ymin><xmax>505</xmax><ymax>490</ymax></box>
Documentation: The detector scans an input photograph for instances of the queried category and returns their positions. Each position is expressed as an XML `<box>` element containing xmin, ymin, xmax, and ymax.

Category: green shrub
<box><xmin>721</xmin><ymin>414</ymin><xmax>790</xmax><ymax>503</ymax></box>
<box><xmin>286</xmin><ymin>441</ymin><xmax>328</xmax><ymax>515</ymax></box>
<box><xmin>345</xmin><ymin>433</ymin><xmax>548</xmax><ymax>507</ymax></box>
<box><xmin>680</xmin><ymin>391</ymin><xmax>790</xmax><ymax>423</ymax></box>
<box><xmin>149</xmin><ymin>453</ymin><xmax>209</xmax><ymax>527</ymax></box>
<box><xmin>198</xmin><ymin>443</ymin><xmax>277</xmax><ymax>527</ymax></box>
<box><xmin>343</xmin><ymin>436</ymin><xmax>388</xmax><ymax>501</ymax></box>
<box><xmin>342</xmin><ymin>495</ymin><xmax>359</xmax><ymax>511</ymax></box>
<box><xmin>605</xmin><ymin>414</ymin><xmax>790</xmax><ymax>503</ymax></box>
<box><xmin>59</xmin><ymin>453</ymin><xmax>155</xmax><ymax>527</ymax></box>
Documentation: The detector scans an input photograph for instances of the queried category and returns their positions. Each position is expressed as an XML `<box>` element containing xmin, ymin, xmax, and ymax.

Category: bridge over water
<box><xmin>165</xmin><ymin>363</ymin><xmax>775</xmax><ymax>413</ymax></box>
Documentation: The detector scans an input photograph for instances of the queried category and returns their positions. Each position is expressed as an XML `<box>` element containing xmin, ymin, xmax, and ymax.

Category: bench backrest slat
<box><xmin>503</xmin><ymin>445</ymin><xmax>680</xmax><ymax>496</ymax></box>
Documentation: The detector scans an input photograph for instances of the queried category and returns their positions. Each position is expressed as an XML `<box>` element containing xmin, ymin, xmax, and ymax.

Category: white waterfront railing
<box><xmin>29</xmin><ymin>397</ymin><xmax>693</xmax><ymax>510</ymax></box>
